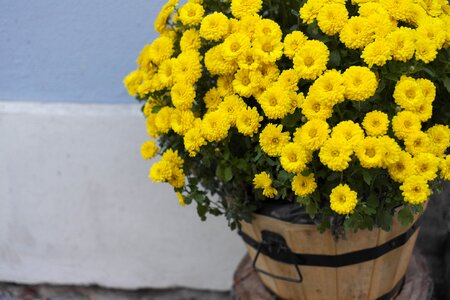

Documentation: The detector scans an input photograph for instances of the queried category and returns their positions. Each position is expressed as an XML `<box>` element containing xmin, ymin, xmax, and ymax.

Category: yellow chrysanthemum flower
<box><xmin>331</xmin><ymin>121</ymin><xmax>365</xmax><ymax>148</ymax></box>
<box><xmin>416</xmin><ymin>18</ymin><xmax>446</xmax><ymax>49</ymax></box>
<box><xmin>252</xmin><ymin>36</ymin><xmax>284</xmax><ymax>63</ymax></box>
<box><xmin>231</xmin><ymin>0</ymin><xmax>263</xmax><ymax>19</ymax></box>
<box><xmin>294</xmin><ymin>119</ymin><xmax>330</xmax><ymax>151</ymax></box>
<box><xmin>173</xmin><ymin>51</ymin><xmax>203</xmax><ymax>85</ymax></box>
<box><xmin>404</xmin><ymin>131</ymin><xmax>431</xmax><ymax>156</ymax></box>
<box><xmin>427</xmin><ymin>125</ymin><xmax>450</xmax><ymax>157</ymax></box>
<box><xmin>123</xmin><ymin>70</ymin><xmax>142</xmax><ymax>97</ymax></box>
<box><xmin>342</xmin><ymin>66</ymin><xmax>378</xmax><ymax>101</ymax></box>
<box><xmin>386</xmin><ymin>28</ymin><xmax>416</xmax><ymax>62</ymax></box>
<box><xmin>253</xmin><ymin>172</ymin><xmax>277</xmax><ymax>198</ymax></box>
<box><xmin>154</xmin><ymin>0</ymin><xmax>178</xmax><ymax>33</ymax></box>
<box><xmin>415</xmin><ymin>38</ymin><xmax>438</xmax><ymax>63</ymax></box>
<box><xmin>203</xmin><ymin>87</ymin><xmax>223</xmax><ymax>112</ymax></box>
<box><xmin>238</xmin><ymin>49</ymin><xmax>261</xmax><ymax>71</ymax></box>
<box><xmin>440</xmin><ymin>155</ymin><xmax>450</xmax><ymax>180</ymax></box>
<box><xmin>276</xmin><ymin>69</ymin><xmax>301</xmax><ymax>91</ymax></box>
<box><xmin>205</xmin><ymin>45</ymin><xmax>238</xmax><ymax>75</ymax></box>
<box><xmin>180</xmin><ymin>29</ymin><xmax>201</xmax><ymax>52</ymax></box>
<box><xmin>300</xmin><ymin>0</ymin><xmax>325</xmax><ymax>24</ymax></box>
<box><xmin>413</xmin><ymin>102</ymin><xmax>433</xmax><ymax>122</ymax></box>
<box><xmin>319</xmin><ymin>137</ymin><xmax>353</xmax><ymax>171</ymax></box>
<box><xmin>254</xmin><ymin>18</ymin><xmax>283</xmax><ymax>40</ymax></box>
<box><xmin>161</xmin><ymin>149</ymin><xmax>184</xmax><ymax>169</ymax></box>
<box><xmin>168</xmin><ymin>167</ymin><xmax>185</xmax><ymax>189</ymax></box>
<box><xmin>413</xmin><ymin>153</ymin><xmax>440</xmax><ymax>181</ymax></box>
<box><xmin>417</xmin><ymin>78</ymin><xmax>436</xmax><ymax>103</ymax></box>
<box><xmin>259</xmin><ymin>124</ymin><xmax>290</xmax><ymax>157</ymax></box>
<box><xmin>361</xmin><ymin>39</ymin><xmax>392</xmax><ymax>67</ymax></box>
<box><xmin>146</xmin><ymin>114</ymin><xmax>159</xmax><ymax>138</ymax></box>
<box><xmin>280</xmin><ymin>143</ymin><xmax>310</xmax><ymax>174</ymax></box>
<box><xmin>171</xmin><ymin>82</ymin><xmax>196</xmax><ymax>110</ymax></box>
<box><xmin>158</xmin><ymin>58</ymin><xmax>176</xmax><ymax>88</ymax></box>
<box><xmin>236</xmin><ymin>14</ymin><xmax>260</xmax><ymax>39</ymax></box>
<box><xmin>236</xmin><ymin>107</ymin><xmax>263</xmax><ymax>137</ymax></box>
<box><xmin>283</xmin><ymin>31</ymin><xmax>308</xmax><ymax>59</ymax></box>
<box><xmin>393</xmin><ymin>76</ymin><xmax>425</xmax><ymax>111</ymax></box>
<box><xmin>308</xmin><ymin>69</ymin><xmax>345</xmax><ymax>105</ymax></box>
<box><xmin>201</xmin><ymin>111</ymin><xmax>231</xmax><ymax>142</ymax></box>
<box><xmin>392</xmin><ymin>111</ymin><xmax>422</xmax><ymax>140</ymax></box>
<box><xmin>200</xmin><ymin>12</ymin><xmax>229</xmax><ymax>41</ymax></box>
<box><xmin>171</xmin><ymin>109</ymin><xmax>196</xmax><ymax>136</ymax></box>
<box><xmin>233</xmin><ymin>69</ymin><xmax>260</xmax><ymax>98</ymax></box>
<box><xmin>317</xmin><ymin>4</ymin><xmax>348</xmax><ymax>36</ymax></box>
<box><xmin>141</xmin><ymin>140</ymin><xmax>159</xmax><ymax>160</ymax></box>
<box><xmin>288</xmin><ymin>91</ymin><xmax>305</xmax><ymax>113</ymax></box>
<box><xmin>293</xmin><ymin>40</ymin><xmax>329</xmax><ymax>80</ymax></box>
<box><xmin>362</xmin><ymin>111</ymin><xmax>389</xmax><ymax>137</ymax></box>
<box><xmin>258</xmin><ymin>85</ymin><xmax>292</xmax><ymax>119</ymax></box>
<box><xmin>217</xmin><ymin>95</ymin><xmax>247</xmax><ymax>125</ymax></box>
<box><xmin>184</xmin><ymin>127</ymin><xmax>207</xmax><ymax>157</ymax></box>
<box><xmin>379</xmin><ymin>136</ymin><xmax>402</xmax><ymax>167</ymax></box>
<box><xmin>339</xmin><ymin>16</ymin><xmax>374</xmax><ymax>49</ymax></box>
<box><xmin>301</xmin><ymin>93</ymin><xmax>334</xmax><ymax>121</ymax></box>
<box><xmin>178</xmin><ymin>2</ymin><xmax>204</xmax><ymax>26</ymax></box>
<box><xmin>330</xmin><ymin>184</ymin><xmax>358</xmax><ymax>215</ymax></box>
<box><xmin>222</xmin><ymin>32</ymin><xmax>251</xmax><ymax>61</ymax></box>
<box><xmin>154</xmin><ymin>107</ymin><xmax>174</xmax><ymax>134</ymax></box>
<box><xmin>388</xmin><ymin>151</ymin><xmax>415</xmax><ymax>183</ymax></box>
<box><xmin>292</xmin><ymin>174</ymin><xmax>317</xmax><ymax>197</ymax></box>
<box><xmin>400</xmin><ymin>175</ymin><xmax>430</xmax><ymax>205</ymax></box>
<box><xmin>149</xmin><ymin>160</ymin><xmax>173</xmax><ymax>182</ymax></box>
<box><xmin>217</xmin><ymin>75</ymin><xmax>235</xmax><ymax>96</ymax></box>
<box><xmin>355</xmin><ymin>137</ymin><xmax>384</xmax><ymax>168</ymax></box>
<box><xmin>148</xmin><ymin>36</ymin><xmax>175</xmax><ymax>65</ymax></box>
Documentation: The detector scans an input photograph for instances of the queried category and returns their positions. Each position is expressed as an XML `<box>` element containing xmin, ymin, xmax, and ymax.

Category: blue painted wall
<box><xmin>0</xmin><ymin>0</ymin><xmax>165</xmax><ymax>104</ymax></box>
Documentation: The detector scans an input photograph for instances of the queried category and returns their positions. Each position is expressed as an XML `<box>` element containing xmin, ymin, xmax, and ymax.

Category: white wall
<box><xmin>0</xmin><ymin>101</ymin><xmax>246</xmax><ymax>290</ymax></box>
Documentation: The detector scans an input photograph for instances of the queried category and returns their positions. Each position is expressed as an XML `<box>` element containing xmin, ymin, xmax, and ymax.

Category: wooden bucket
<box><xmin>239</xmin><ymin>211</ymin><xmax>423</xmax><ymax>300</ymax></box>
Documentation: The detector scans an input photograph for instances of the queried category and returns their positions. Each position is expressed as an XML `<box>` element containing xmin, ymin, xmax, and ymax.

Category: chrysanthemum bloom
<box><xmin>171</xmin><ymin>109</ymin><xmax>196</xmax><ymax>136</ymax></box>
<box><xmin>276</xmin><ymin>69</ymin><xmax>300</xmax><ymax>91</ymax></box>
<box><xmin>379</xmin><ymin>136</ymin><xmax>402</xmax><ymax>167</ymax></box>
<box><xmin>393</xmin><ymin>76</ymin><xmax>425</xmax><ymax>111</ymax></box>
<box><xmin>253</xmin><ymin>172</ymin><xmax>277</xmax><ymax>198</ymax></box>
<box><xmin>203</xmin><ymin>87</ymin><xmax>223</xmax><ymax>112</ymax></box>
<box><xmin>386</xmin><ymin>28</ymin><xmax>416</xmax><ymax>62</ymax></box>
<box><xmin>259</xmin><ymin>124</ymin><xmax>290</xmax><ymax>157</ymax></box>
<box><xmin>293</xmin><ymin>40</ymin><xmax>329</xmax><ymax>80</ymax></box>
<box><xmin>123</xmin><ymin>70</ymin><xmax>142</xmax><ymax>97</ymax></box>
<box><xmin>173</xmin><ymin>51</ymin><xmax>203</xmax><ymax>85</ymax></box>
<box><xmin>161</xmin><ymin>149</ymin><xmax>184</xmax><ymax>169</ymax></box>
<box><xmin>427</xmin><ymin>125</ymin><xmax>450</xmax><ymax>157</ymax></box>
<box><xmin>158</xmin><ymin>59</ymin><xmax>176</xmax><ymax>88</ymax></box>
<box><xmin>339</xmin><ymin>16</ymin><xmax>374</xmax><ymax>49</ymax></box>
<box><xmin>217</xmin><ymin>75</ymin><xmax>235</xmax><ymax>96</ymax></box>
<box><xmin>416</xmin><ymin>17</ymin><xmax>446</xmax><ymax>49</ymax></box>
<box><xmin>201</xmin><ymin>111</ymin><xmax>231</xmax><ymax>142</ymax></box>
<box><xmin>299</xmin><ymin>0</ymin><xmax>324</xmax><ymax>24</ymax></box>
<box><xmin>154</xmin><ymin>107</ymin><xmax>174</xmax><ymax>134</ymax></box>
<box><xmin>233</xmin><ymin>69</ymin><xmax>259</xmax><ymax>98</ymax></box>
<box><xmin>355</xmin><ymin>137</ymin><xmax>384</xmax><ymax>168</ymax></box>
<box><xmin>415</xmin><ymin>38</ymin><xmax>438</xmax><ymax>63</ymax></box>
<box><xmin>231</xmin><ymin>0</ymin><xmax>263</xmax><ymax>19</ymax></box>
<box><xmin>316</xmin><ymin>4</ymin><xmax>348</xmax><ymax>36</ymax></box>
<box><xmin>168</xmin><ymin>168</ymin><xmax>185</xmax><ymax>189</ymax></box>
<box><xmin>308</xmin><ymin>69</ymin><xmax>345</xmax><ymax>105</ymax></box>
<box><xmin>392</xmin><ymin>111</ymin><xmax>422</xmax><ymax>140</ymax></box>
<box><xmin>149</xmin><ymin>160</ymin><xmax>173</xmax><ymax>182</ymax></box>
<box><xmin>148</xmin><ymin>36</ymin><xmax>175</xmax><ymax>65</ymax></box>
<box><xmin>204</xmin><ymin>45</ymin><xmax>238</xmax><ymax>75</ymax></box>
<box><xmin>258</xmin><ymin>85</ymin><xmax>291</xmax><ymax>119</ymax></box>
<box><xmin>413</xmin><ymin>153</ymin><xmax>440</xmax><ymax>181</ymax></box>
<box><xmin>331</xmin><ymin>121</ymin><xmax>365</xmax><ymax>148</ymax></box>
<box><xmin>236</xmin><ymin>14</ymin><xmax>260</xmax><ymax>39</ymax></box>
<box><xmin>280</xmin><ymin>143</ymin><xmax>309</xmax><ymax>174</ymax></box>
<box><xmin>329</xmin><ymin>184</ymin><xmax>358</xmax><ymax>215</ymax></box>
<box><xmin>254</xmin><ymin>18</ymin><xmax>283</xmax><ymax>40</ymax></box>
<box><xmin>146</xmin><ymin>114</ymin><xmax>159</xmax><ymax>138</ymax></box>
<box><xmin>400</xmin><ymin>175</ymin><xmax>431</xmax><ymax>205</ymax></box>
<box><xmin>417</xmin><ymin>78</ymin><xmax>436</xmax><ymax>103</ymax></box>
<box><xmin>252</xmin><ymin>35</ymin><xmax>284</xmax><ymax>63</ymax></box>
<box><xmin>404</xmin><ymin>131</ymin><xmax>431</xmax><ymax>156</ymax></box>
<box><xmin>301</xmin><ymin>93</ymin><xmax>334</xmax><ymax>121</ymax></box>
<box><xmin>180</xmin><ymin>29</ymin><xmax>201</xmax><ymax>52</ymax></box>
<box><xmin>283</xmin><ymin>31</ymin><xmax>308</xmax><ymax>59</ymax></box>
<box><xmin>200</xmin><ymin>12</ymin><xmax>229</xmax><ymax>41</ymax></box>
<box><xmin>184</xmin><ymin>127</ymin><xmax>207</xmax><ymax>157</ymax></box>
<box><xmin>238</xmin><ymin>49</ymin><xmax>261</xmax><ymax>71</ymax></box>
<box><xmin>294</xmin><ymin>119</ymin><xmax>330</xmax><ymax>151</ymax></box>
<box><xmin>388</xmin><ymin>151</ymin><xmax>415</xmax><ymax>183</ymax></box>
<box><xmin>342</xmin><ymin>66</ymin><xmax>378</xmax><ymax>101</ymax></box>
<box><xmin>171</xmin><ymin>82</ymin><xmax>196</xmax><ymax>110</ymax></box>
<box><xmin>362</xmin><ymin>111</ymin><xmax>390</xmax><ymax>137</ymax></box>
<box><xmin>154</xmin><ymin>0</ymin><xmax>178</xmax><ymax>33</ymax></box>
<box><xmin>222</xmin><ymin>32</ymin><xmax>251</xmax><ymax>61</ymax></box>
<box><xmin>217</xmin><ymin>95</ymin><xmax>247</xmax><ymax>125</ymax></box>
<box><xmin>292</xmin><ymin>174</ymin><xmax>317</xmax><ymax>197</ymax></box>
<box><xmin>319</xmin><ymin>137</ymin><xmax>353</xmax><ymax>172</ymax></box>
<box><xmin>236</xmin><ymin>107</ymin><xmax>263</xmax><ymax>137</ymax></box>
<box><xmin>361</xmin><ymin>39</ymin><xmax>392</xmax><ymax>67</ymax></box>
<box><xmin>141</xmin><ymin>140</ymin><xmax>159</xmax><ymax>160</ymax></box>
<box><xmin>288</xmin><ymin>91</ymin><xmax>305</xmax><ymax>113</ymax></box>
<box><xmin>178</xmin><ymin>2</ymin><xmax>205</xmax><ymax>26</ymax></box>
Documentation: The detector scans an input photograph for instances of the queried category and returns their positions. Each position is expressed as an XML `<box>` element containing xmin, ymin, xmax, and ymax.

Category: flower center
<box><xmin>304</xmin><ymin>56</ymin><xmax>314</xmax><ymax>67</ymax></box>
<box><xmin>365</xmin><ymin>147</ymin><xmax>376</xmax><ymax>158</ymax></box>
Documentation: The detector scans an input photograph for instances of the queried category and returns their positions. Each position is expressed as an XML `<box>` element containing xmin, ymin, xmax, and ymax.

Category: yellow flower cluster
<box><xmin>301</xmin><ymin>0</ymin><xmax>449</xmax><ymax>66</ymax></box>
<box><xmin>126</xmin><ymin>0</ymin><xmax>449</xmax><ymax>213</ymax></box>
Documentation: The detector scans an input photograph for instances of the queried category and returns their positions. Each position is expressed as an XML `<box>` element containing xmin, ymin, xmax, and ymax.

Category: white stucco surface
<box><xmin>0</xmin><ymin>101</ymin><xmax>246</xmax><ymax>290</ymax></box>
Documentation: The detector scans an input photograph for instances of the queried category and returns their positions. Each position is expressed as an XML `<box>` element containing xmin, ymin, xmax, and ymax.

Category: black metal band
<box><xmin>239</xmin><ymin>215</ymin><xmax>422</xmax><ymax>268</ymax></box>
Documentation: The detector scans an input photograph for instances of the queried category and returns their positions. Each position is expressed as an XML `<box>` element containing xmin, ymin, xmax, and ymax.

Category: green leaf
<box><xmin>361</xmin><ymin>169</ymin><xmax>372</xmax><ymax>186</ymax></box>
<box><xmin>367</xmin><ymin>194</ymin><xmax>379</xmax><ymax>209</ymax></box>
<box><xmin>224</xmin><ymin>166</ymin><xmax>233</xmax><ymax>182</ymax></box>
<box><xmin>306</xmin><ymin>201</ymin><xmax>318</xmax><ymax>219</ymax></box>
<box><xmin>398</xmin><ymin>206</ymin><xmax>414</xmax><ymax>227</ymax></box>
<box><xmin>443</xmin><ymin>77</ymin><xmax>450</xmax><ymax>93</ymax></box>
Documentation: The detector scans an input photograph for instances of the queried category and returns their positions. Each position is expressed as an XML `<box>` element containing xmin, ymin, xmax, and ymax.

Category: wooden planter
<box><xmin>239</xmin><ymin>211</ymin><xmax>423</xmax><ymax>300</ymax></box>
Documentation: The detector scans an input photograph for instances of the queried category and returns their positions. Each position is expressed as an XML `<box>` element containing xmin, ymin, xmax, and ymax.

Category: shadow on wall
<box><xmin>416</xmin><ymin>181</ymin><xmax>450</xmax><ymax>300</ymax></box>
